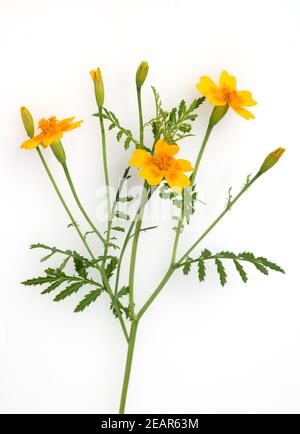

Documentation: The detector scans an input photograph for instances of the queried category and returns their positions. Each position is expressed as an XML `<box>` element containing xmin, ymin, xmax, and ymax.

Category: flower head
<box><xmin>258</xmin><ymin>147</ymin><xmax>285</xmax><ymax>175</ymax></box>
<box><xmin>21</xmin><ymin>116</ymin><xmax>83</xmax><ymax>150</ymax></box>
<box><xmin>129</xmin><ymin>139</ymin><xmax>193</xmax><ymax>192</ymax></box>
<box><xmin>196</xmin><ymin>71</ymin><xmax>257</xmax><ymax>120</ymax></box>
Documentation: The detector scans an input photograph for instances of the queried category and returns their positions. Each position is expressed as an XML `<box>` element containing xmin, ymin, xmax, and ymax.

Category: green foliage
<box><xmin>148</xmin><ymin>87</ymin><xmax>205</xmax><ymax>143</ymax></box>
<box><xmin>94</xmin><ymin>108</ymin><xmax>139</xmax><ymax>149</ymax></box>
<box><xmin>111</xmin><ymin>286</ymin><xmax>130</xmax><ymax>319</ymax></box>
<box><xmin>179</xmin><ymin>249</ymin><xmax>284</xmax><ymax>286</ymax></box>
<box><xmin>74</xmin><ymin>289</ymin><xmax>103</xmax><ymax>313</ymax></box>
<box><xmin>115</xmin><ymin>211</ymin><xmax>130</xmax><ymax>220</ymax></box>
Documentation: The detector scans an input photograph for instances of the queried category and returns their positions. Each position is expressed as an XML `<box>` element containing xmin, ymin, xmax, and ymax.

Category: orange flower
<box><xmin>129</xmin><ymin>139</ymin><xmax>193</xmax><ymax>192</ymax></box>
<box><xmin>196</xmin><ymin>71</ymin><xmax>257</xmax><ymax>120</ymax></box>
<box><xmin>21</xmin><ymin>116</ymin><xmax>83</xmax><ymax>150</ymax></box>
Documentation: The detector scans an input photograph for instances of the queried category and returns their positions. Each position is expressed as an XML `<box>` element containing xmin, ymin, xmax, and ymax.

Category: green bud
<box><xmin>136</xmin><ymin>61</ymin><xmax>149</xmax><ymax>88</ymax></box>
<box><xmin>20</xmin><ymin>106</ymin><xmax>34</xmax><ymax>138</ymax></box>
<box><xmin>209</xmin><ymin>105</ymin><xmax>229</xmax><ymax>127</ymax></box>
<box><xmin>51</xmin><ymin>139</ymin><xmax>66</xmax><ymax>165</ymax></box>
<box><xmin>258</xmin><ymin>147</ymin><xmax>285</xmax><ymax>175</ymax></box>
<box><xmin>90</xmin><ymin>67</ymin><xmax>104</xmax><ymax>108</ymax></box>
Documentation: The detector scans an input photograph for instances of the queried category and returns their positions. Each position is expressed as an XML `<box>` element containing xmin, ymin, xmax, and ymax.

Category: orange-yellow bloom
<box><xmin>21</xmin><ymin>116</ymin><xmax>83</xmax><ymax>150</ymax></box>
<box><xmin>129</xmin><ymin>139</ymin><xmax>193</xmax><ymax>192</ymax></box>
<box><xmin>196</xmin><ymin>71</ymin><xmax>257</xmax><ymax>120</ymax></box>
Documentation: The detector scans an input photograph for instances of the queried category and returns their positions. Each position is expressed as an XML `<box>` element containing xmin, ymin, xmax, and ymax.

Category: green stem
<box><xmin>36</xmin><ymin>148</ymin><xmax>129</xmax><ymax>342</ymax></box>
<box><xmin>62</xmin><ymin>163</ymin><xmax>106</xmax><ymax>245</ymax></box>
<box><xmin>98</xmin><ymin>107</ymin><xmax>112</xmax><ymax>265</ymax></box>
<box><xmin>128</xmin><ymin>185</ymin><xmax>148</xmax><ymax>317</ymax></box>
<box><xmin>137</xmin><ymin>87</ymin><xmax>144</xmax><ymax>148</ymax></box>
<box><xmin>119</xmin><ymin>320</ymin><xmax>138</xmax><ymax>414</ymax></box>
<box><xmin>171</xmin><ymin>123</ymin><xmax>213</xmax><ymax>265</ymax></box>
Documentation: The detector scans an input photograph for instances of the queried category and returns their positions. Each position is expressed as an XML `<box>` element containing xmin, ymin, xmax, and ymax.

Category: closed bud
<box><xmin>209</xmin><ymin>105</ymin><xmax>229</xmax><ymax>127</ymax></box>
<box><xmin>90</xmin><ymin>67</ymin><xmax>104</xmax><ymax>108</ymax></box>
<box><xmin>258</xmin><ymin>147</ymin><xmax>285</xmax><ymax>175</ymax></box>
<box><xmin>20</xmin><ymin>106</ymin><xmax>34</xmax><ymax>138</ymax></box>
<box><xmin>51</xmin><ymin>139</ymin><xmax>66</xmax><ymax>165</ymax></box>
<box><xmin>136</xmin><ymin>61</ymin><xmax>149</xmax><ymax>89</ymax></box>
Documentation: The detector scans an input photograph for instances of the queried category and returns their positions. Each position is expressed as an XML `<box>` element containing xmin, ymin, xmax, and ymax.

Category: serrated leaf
<box><xmin>215</xmin><ymin>258</ymin><xmax>227</xmax><ymax>286</ymax></box>
<box><xmin>74</xmin><ymin>289</ymin><xmax>102</xmax><ymax>312</ymax></box>
<box><xmin>22</xmin><ymin>276</ymin><xmax>57</xmax><ymax>286</ymax></box>
<box><xmin>54</xmin><ymin>281</ymin><xmax>84</xmax><ymax>302</ymax></box>
<box><xmin>124</xmin><ymin>136</ymin><xmax>131</xmax><ymax>149</ymax></box>
<box><xmin>183</xmin><ymin>259</ymin><xmax>192</xmax><ymax>275</ymax></box>
<box><xmin>201</xmin><ymin>248</ymin><xmax>212</xmax><ymax>259</ymax></box>
<box><xmin>197</xmin><ymin>259</ymin><xmax>206</xmax><ymax>282</ymax></box>
<box><xmin>117</xmin><ymin>130</ymin><xmax>123</xmax><ymax>142</ymax></box>
<box><xmin>105</xmin><ymin>257</ymin><xmax>118</xmax><ymax>280</ymax></box>
<box><xmin>233</xmin><ymin>259</ymin><xmax>248</xmax><ymax>283</ymax></box>
<box><xmin>117</xmin><ymin>286</ymin><xmax>129</xmax><ymax>298</ymax></box>
<box><xmin>41</xmin><ymin>280</ymin><xmax>63</xmax><ymax>294</ymax></box>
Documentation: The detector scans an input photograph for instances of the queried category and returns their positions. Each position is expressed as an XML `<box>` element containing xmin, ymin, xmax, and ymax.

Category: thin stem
<box><xmin>98</xmin><ymin>107</ymin><xmax>112</xmax><ymax>265</ymax></box>
<box><xmin>171</xmin><ymin>123</ymin><xmax>214</xmax><ymax>265</ymax></box>
<box><xmin>137</xmin><ymin>87</ymin><xmax>144</xmax><ymax>148</ymax></box>
<box><xmin>119</xmin><ymin>320</ymin><xmax>138</xmax><ymax>414</ymax></box>
<box><xmin>62</xmin><ymin>163</ymin><xmax>106</xmax><ymax>244</ymax></box>
<box><xmin>128</xmin><ymin>185</ymin><xmax>148</xmax><ymax>317</ymax></box>
<box><xmin>36</xmin><ymin>148</ymin><xmax>129</xmax><ymax>342</ymax></box>
<box><xmin>137</xmin><ymin>267</ymin><xmax>174</xmax><ymax>320</ymax></box>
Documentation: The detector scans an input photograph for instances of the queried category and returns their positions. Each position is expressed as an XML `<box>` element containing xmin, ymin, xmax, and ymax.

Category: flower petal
<box><xmin>154</xmin><ymin>139</ymin><xmax>179</xmax><ymax>157</ymax></box>
<box><xmin>230</xmin><ymin>105</ymin><xmax>255</xmax><ymax>120</ymax></box>
<box><xmin>196</xmin><ymin>76</ymin><xmax>226</xmax><ymax>105</ymax></box>
<box><xmin>56</xmin><ymin>117</ymin><xmax>76</xmax><ymax>128</ymax></box>
<box><xmin>173</xmin><ymin>159</ymin><xmax>193</xmax><ymax>172</ymax></box>
<box><xmin>219</xmin><ymin>70</ymin><xmax>236</xmax><ymax>92</ymax></box>
<box><xmin>139</xmin><ymin>167</ymin><xmax>163</xmax><ymax>186</ymax></box>
<box><xmin>21</xmin><ymin>134</ymin><xmax>43</xmax><ymax>149</ymax></box>
<box><xmin>129</xmin><ymin>149</ymin><xmax>152</xmax><ymax>168</ymax></box>
<box><xmin>42</xmin><ymin>132</ymin><xmax>64</xmax><ymax>147</ymax></box>
<box><xmin>235</xmin><ymin>90</ymin><xmax>257</xmax><ymax>107</ymax></box>
<box><xmin>62</xmin><ymin>120</ymin><xmax>83</xmax><ymax>132</ymax></box>
<box><xmin>165</xmin><ymin>171</ymin><xmax>191</xmax><ymax>192</ymax></box>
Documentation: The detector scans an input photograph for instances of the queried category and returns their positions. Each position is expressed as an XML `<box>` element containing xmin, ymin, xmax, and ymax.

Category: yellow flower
<box><xmin>196</xmin><ymin>71</ymin><xmax>257</xmax><ymax>120</ymax></box>
<box><xmin>21</xmin><ymin>116</ymin><xmax>83</xmax><ymax>150</ymax></box>
<box><xmin>90</xmin><ymin>67</ymin><xmax>104</xmax><ymax>107</ymax></box>
<box><xmin>129</xmin><ymin>139</ymin><xmax>193</xmax><ymax>192</ymax></box>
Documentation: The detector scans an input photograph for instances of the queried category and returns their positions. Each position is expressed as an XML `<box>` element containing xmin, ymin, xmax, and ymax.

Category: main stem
<box><xmin>119</xmin><ymin>320</ymin><xmax>139</xmax><ymax>414</ymax></box>
<box><xmin>36</xmin><ymin>148</ymin><xmax>128</xmax><ymax>342</ymax></box>
<box><xmin>98</xmin><ymin>107</ymin><xmax>112</xmax><ymax>265</ymax></box>
<box><xmin>62</xmin><ymin>163</ymin><xmax>107</xmax><ymax>245</ymax></box>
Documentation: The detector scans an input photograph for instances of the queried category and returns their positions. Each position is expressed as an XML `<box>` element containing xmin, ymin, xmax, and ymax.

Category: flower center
<box><xmin>38</xmin><ymin>116</ymin><xmax>57</xmax><ymax>135</ymax></box>
<box><xmin>221</xmin><ymin>88</ymin><xmax>237</xmax><ymax>103</ymax></box>
<box><xmin>153</xmin><ymin>155</ymin><xmax>172</xmax><ymax>172</ymax></box>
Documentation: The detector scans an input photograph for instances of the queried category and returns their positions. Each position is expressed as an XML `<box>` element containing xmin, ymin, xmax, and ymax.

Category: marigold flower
<box><xmin>196</xmin><ymin>70</ymin><xmax>257</xmax><ymax>120</ymax></box>
<box><xmin>129</xmin><ymin>139</ymin><xmax>193</xmax><ymax>192</ymax></box>
<box><xmin>21</xmin><ymin>116</ymin><xmax>83</xmax><ymax>150</ymax></box>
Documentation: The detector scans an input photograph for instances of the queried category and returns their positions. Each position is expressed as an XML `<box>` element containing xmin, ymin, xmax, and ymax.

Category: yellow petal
<box><xmin>129</xmin><ymin>149</ymin><xmax>152</xmax><ymax>168</ymax></box>
<box><xmin>62</xmin><ymin>120</ymin><xmax>83</xmax><ymax>132</ymax></box>
<box><xmin>56</xmin><ymin>117</ymin><xmax>76</xmax><ymax>128</ymax></box>
<box><xmin>42</xmin><ymin>132</ymin><xmax>64</xmax><ymax>147</ymax></box>
<box><xmin>219</xmin><ymin>70</ymin><xmax>236</xmax><ymax>92</ymax></box>
<box><xmin>139</xmin><ymin>167</ymin><xmax>163</xmax><ymax>186</ymax></box>
<box><xmin>21</xmin><ymin>134</ymin><xmax>43</xmax><ymax>149</ymax></box>
<box><xmin>173</xmin><ymin>159</ymin><xmax>193</xmax><ymax>172</ymax></box>
<box><xmin>165</xmin><ymin>171</ymin><xmax>191</xmax><ymax>192</ymax></box>
<box><xmin>154</xmin><ymin>139</ymin><xmax>179</xmax><ymax>157</ymax></box>
<box><xmin>196</xmin><ymin>76</ymin><xmax>226</xmax><ymax>106</ymax></box>
<box><xmin>235</xmin><ymin>90</ymin><xmax>257</xmax><ymax>107</ymax></box>
<box><xmin>230</xmin><ymin>105</ymin><xmax>255</xmax><ymax>120</ymax></box>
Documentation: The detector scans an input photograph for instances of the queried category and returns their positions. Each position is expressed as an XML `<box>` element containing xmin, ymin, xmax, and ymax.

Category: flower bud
<box><xmin>258</xmin><ymin>147</ymin><xmax>285</xmax><ymax>175</ymax></box>
<box><xmin>20</xmin><ymin>106</ymin><xmax>34</xmax><ymax>138</ymax></box>
<box><xmin>209</xmin><ymin>105</ymin><xmax>229</xmax><ymax>127</ymax></box>
<box><xmin>90</xmin><ymin>67</ymin><xmax>104</xmax><ymax>108</ymax></box>
<box><xmin>51</xmin><ymin>139</ymin><xmax>66</xmax><ymax>165</ymax></box>
<box><xmin>136</xmin><ymin>61</ymin><xmax>149</xmax><ymax>89</ymax></box>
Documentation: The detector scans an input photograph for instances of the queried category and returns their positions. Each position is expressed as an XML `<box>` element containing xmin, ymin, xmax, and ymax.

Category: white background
<box><xmin>0</xmin><ymin>0</ymin><xmax>299</xmax><ymax>414</ymax></box>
